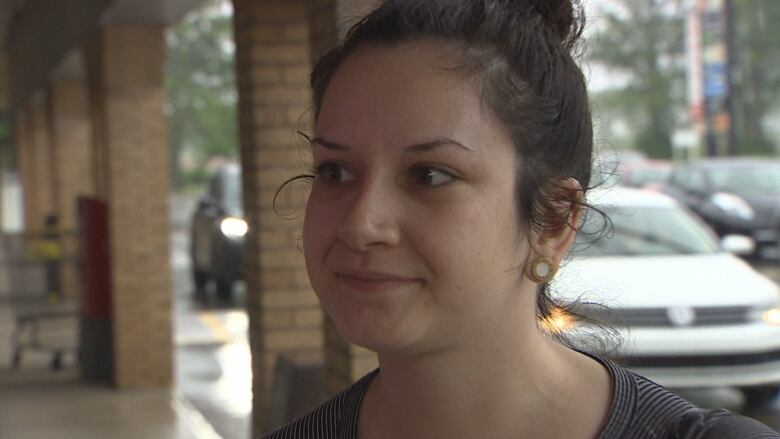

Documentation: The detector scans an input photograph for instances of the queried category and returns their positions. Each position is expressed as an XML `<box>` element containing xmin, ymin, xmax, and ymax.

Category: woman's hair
<box><xmin>303</xmin><ymin>0</ymin><xmax>612</xmax><ymax>348</ymax></box>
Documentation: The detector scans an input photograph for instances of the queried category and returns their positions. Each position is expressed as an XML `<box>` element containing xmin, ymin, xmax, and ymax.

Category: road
<box><xmin>169</xmin><ymin>193</ymin><xmax>780</xmax><ymax>437</ymax></box>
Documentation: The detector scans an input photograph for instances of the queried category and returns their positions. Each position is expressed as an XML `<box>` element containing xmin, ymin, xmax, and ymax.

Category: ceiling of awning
<box><xmin>0</xmin><ymin>0</ymin><xmax>26</xmax><ymax>48</ymax></box>
<box><xmin>1</xmin><ymin>0</ymin><xmax>207</xmax><ymax>111</ymax></box>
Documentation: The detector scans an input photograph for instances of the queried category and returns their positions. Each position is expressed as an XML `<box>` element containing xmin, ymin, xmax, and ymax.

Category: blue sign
<box><xmin>704</xmin><ymin>63</ymin><xmax>727</xmax><ymax>97</ymax></box>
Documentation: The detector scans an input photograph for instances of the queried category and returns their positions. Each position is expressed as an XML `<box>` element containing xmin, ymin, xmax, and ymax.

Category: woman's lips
<box><xmin>336</xmin><ymin>271</ymin><xmax>420</xmax><ymax>293</ymax></box>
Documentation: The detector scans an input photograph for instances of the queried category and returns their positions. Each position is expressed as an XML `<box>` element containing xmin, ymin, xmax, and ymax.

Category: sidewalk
<box><xmin>0</xmin><ymin>303</ymin><xmax>222</xmax><ymax>439</ymax></box>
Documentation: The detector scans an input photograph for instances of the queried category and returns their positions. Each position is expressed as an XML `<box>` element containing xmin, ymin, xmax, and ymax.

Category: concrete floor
<box><xmin>0</xmin><ymin>194</ymin><xmax>229</xmax><ymax>439</ymax></box>
<box><xmin>0</xmin><ymin>302</ymin><xmax>221</xmax><ymax>439</ymax></box>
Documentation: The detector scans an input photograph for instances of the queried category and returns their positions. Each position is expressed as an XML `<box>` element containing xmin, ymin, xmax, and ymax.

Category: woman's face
<box><xmin>304</xmin><ymin>41</ymin><xmax>534</xmax><ymax>355</ymax></box>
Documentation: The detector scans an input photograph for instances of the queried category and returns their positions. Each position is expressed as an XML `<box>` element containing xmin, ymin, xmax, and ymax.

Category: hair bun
<box><xmin>523</xmin><ymin>0</ymin><xmax>583</xmax><ymax>47</ymax></box>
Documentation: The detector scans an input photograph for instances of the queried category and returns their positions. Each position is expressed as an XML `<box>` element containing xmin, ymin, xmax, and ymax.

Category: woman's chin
<box><xmin>333</xmin><ymin>315</ymin><xmax>423</xmax><ymax>355</ymax></box>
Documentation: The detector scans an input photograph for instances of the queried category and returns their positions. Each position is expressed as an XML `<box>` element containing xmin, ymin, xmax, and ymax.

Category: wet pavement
<box><xmin>174</xmin><ymin>310</ymin><xmax>251</xmax><ymax>439</ymax></box>
<box><xmin>171</xmin><ymin>193</ymin><xmax>251</xmax><ymax>439</ymax></box>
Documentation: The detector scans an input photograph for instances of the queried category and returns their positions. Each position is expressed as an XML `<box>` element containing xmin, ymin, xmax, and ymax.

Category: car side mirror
<box><xmin>721</xmin><ymin>234</ymin><xmax>755</xmax><ymax>256</ymax></box>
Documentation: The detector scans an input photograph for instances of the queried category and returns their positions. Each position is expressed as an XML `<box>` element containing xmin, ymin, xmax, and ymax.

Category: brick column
<box><xmin>308</xmin><ymin>0</ymin><xmax>381</xmax><ymax>397</ymax></box>
<box><xmin>48</xmin><ymin>79</ymin><xmax>94</xmax><ymax>300</ymax></box>
<box><xmin>233</xmin><ymin>0</ymin><xmax>324</xmax><ymax>433</ymax></box>
<box><xmin>85</xmin><ymin>26</ymin><xmax>172</xmax><ymax>389</ymax></box>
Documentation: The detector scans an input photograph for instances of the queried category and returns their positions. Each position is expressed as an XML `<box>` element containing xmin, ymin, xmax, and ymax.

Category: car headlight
<box><xmin>749</xmin><ymin>304</ymin><xmax>780</xmax><ymax>326</ymax></box>
<box><xmin>220</xmin><ymin>217</ymin><xmax>248</xmax><ymax>238</ymax></box>
<box><xmin>762</xmin><ymin>308</ymin><xmax>780</xmax><ymax>326</ymax></box>
<box><xmin>711</xmin><ymin>192</ymin><xmax>755</xmax><ymax>221</ymax></box>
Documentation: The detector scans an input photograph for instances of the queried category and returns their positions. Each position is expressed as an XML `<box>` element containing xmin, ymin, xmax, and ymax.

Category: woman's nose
<box><xmin>336</xmin><ymin>180</ymin><xmax>401</xmax><ymax>251</ymax></box>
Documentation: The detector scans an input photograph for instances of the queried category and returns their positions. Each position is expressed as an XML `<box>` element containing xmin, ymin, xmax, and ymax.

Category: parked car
<box><xmin>592</xmin><ymin>149</ymin><xmax>648</xmax><ymax>186</ymax></box>
<box><xmin>554</xmin><ymin>187</ymin><xmax>780</xmax><ymax>404</ymax></box>
<box><xmin>618</xmin><ymin>159</ymin><xmax>672</xmax><ymax>189</ymax></box>
<box><xmin>190</xmin><ymin>163</ymin><xmax>246</xmax><ymax>301</ymax></box>
<box><xmin>663</xmin><ymin>158</ymin><xmax>780</xmax><ymax>259</ymax></box>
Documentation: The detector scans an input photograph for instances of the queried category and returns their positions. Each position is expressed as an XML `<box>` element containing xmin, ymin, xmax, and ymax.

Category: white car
<box><xmin>553</xmin><ymin>187</ymin><xmax>780</xmax><ymax>404</ymax></box>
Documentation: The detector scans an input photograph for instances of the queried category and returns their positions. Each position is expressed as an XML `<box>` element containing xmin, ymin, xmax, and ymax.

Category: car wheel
<box><xmin>741</xmin><ymin>385</ymin><xmax>780</xmax><ymax>406</ymax></box>
<box><xmin>193</xmin><ymin>267</ymin><xmax>209</xmax><ymax>292</ymax></box>
<box><xmin>216</xmin><ymin>278</ymin><xmax>233</xmax><ymax>303</ymax></box>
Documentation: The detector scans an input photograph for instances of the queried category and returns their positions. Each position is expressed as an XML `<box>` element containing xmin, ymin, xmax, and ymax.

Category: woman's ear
<box><xmin>532</xmin><ymin>178</ymin><xmax>583</xmax><ymax>266</ymax></box>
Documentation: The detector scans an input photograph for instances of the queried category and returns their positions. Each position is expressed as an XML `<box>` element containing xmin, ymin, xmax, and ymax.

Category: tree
<box><xmin>166</xmin><ymin>0</ymin><xmax>237</xmax><ymax>189</ymax></box>
<box><xmin>587</xmin><ymin>0</ymin><xmax>687</xmax><ymax>158</ymax></box>
<box><xmin>731</xmin><ymin>0</ymin><xmax>780</xmax><ymax>155</ymax></box>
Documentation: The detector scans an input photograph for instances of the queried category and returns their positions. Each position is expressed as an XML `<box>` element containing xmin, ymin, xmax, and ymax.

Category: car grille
<box><xmin>577</xmin><ymin>305</ymin><xmax>751</xmax><ymax>327</ymax></box>
<box><xmin>613</xmin><ymin>349</ymin><xmax>780</xmax><ymax>368</ymax></box>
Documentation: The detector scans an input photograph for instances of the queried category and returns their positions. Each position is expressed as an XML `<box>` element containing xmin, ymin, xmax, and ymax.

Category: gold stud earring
<box><xmin>526</xmin><ymin>257</ymin><xmax>557</xmax><ymax>284</ymax></box>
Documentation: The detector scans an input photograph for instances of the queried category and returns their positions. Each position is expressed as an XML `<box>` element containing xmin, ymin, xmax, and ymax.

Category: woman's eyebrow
<box><xmin>310</xmin><ymin>137</ymin><xmax>348</xmax><ymax>151</ymax></box>
<box><xmin>310</xmin><ymin>136</ymin><xmax>474</xmax><ymax>152</ymax></box>
<box><xmin>405</xmin><ymin>138</ymin><xmax>473</xmax><ymax>153</ymax></box>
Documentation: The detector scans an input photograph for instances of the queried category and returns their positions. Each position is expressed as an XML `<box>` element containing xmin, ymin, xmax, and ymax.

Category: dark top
<box><xmin>262</xmin><ymin>354</ymin><xmax>779</xmax><ymax>438</ymax></box>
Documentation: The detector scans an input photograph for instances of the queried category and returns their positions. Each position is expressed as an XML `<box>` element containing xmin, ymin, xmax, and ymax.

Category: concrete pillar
<box><xmin>48</xmin><ymin>79</ymin><xmax>94</xmax><ymax>300</ymax></box>
<box><xmin>233</xmin><ymin>0</ymin><xmax>325</xmax><ymax>433</ymax></box>
<box><xmin>85</xmin><ymin>25</ymin><xmax>172</xmax><ymax>389</ymax></box>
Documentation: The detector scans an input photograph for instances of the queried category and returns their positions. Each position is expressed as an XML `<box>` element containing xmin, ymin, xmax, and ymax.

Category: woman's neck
<box><xmin>357</xmin><ymin>331</ymin><xmax>612</xmax><ymax>439</ymax></box>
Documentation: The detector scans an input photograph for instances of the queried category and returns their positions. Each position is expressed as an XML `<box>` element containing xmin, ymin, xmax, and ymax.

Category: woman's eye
<box><xmin>410</xmin><ymin>166</ymin><xmax>456</xmax><ymax>187</ymax></box>
<box><xmin>314</xmin><ymin>162</ymin><xmax>355</xmax><ymax>185</ymax></box>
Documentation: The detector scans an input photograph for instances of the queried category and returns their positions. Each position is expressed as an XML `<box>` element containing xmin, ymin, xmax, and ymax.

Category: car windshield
<box><xmin>223</xmin><ymin>170</ymin><xmax>242</xmax><ymax>210</ymax></box>
<box><xmin>627</xmin><ymin>168</ymin><xmax>671</xmax><ymax>186</ymax></box>
<box><xmin>578</xmin><ymin>204</ymin><xmax>719</xmax><ymax>257</ymax></box>
<box><xmin>708</xmin><ymin>164</ymin><xmax>780</xmax><ymax>195</ymax></box>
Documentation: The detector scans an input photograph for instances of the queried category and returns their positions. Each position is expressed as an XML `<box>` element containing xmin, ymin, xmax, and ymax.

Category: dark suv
<box><xmin>190</xmin><ymin>164</ymin><xmax>245</xmax><ymax>301</ymax></box>
<box><xmin>663</xmin><ymin>158</ymin><xmax>780</xmax><ymax>259</ymax></box>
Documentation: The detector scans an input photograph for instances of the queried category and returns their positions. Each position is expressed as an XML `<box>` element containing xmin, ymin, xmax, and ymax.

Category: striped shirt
<box><xmin>262</xmin><ymin>353</ymin><xmax>779</xmax><ymax>438</ymax></box>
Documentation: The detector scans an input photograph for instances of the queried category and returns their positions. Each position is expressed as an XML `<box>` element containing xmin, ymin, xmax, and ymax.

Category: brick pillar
<box><xmin>85</xmin><ymin>26</ymin><xmax>172</xmax><ymax>389</ymax></box>
<box><xmin>307</xmin><ymin>0</ymin><xmax>381</xmax><ymax>397</ymax></box>
<box><xmin>48</xmin><ymin>79</ymin><xmax>94</xmax><ymax>300</ymax></box>
<box><xmin>233</xmin><ymin>0</ymin><xmax>324</xmax><ymax>433</ymax></box>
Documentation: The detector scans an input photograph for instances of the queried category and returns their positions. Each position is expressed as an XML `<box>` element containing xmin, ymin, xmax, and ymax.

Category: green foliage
<box><xmin>731</xmin><ymin>0</ymin><xmax>780</xmax><ymax>155</ymax></box>
<box><xmin>587</xmin><ymin>0</ymin><xmax>686</xmax><ymax>159</ymax></box>
<box><xmin>588</xmin><ymin>0</ymin><xmax>780</xmax><ymax>158</ymax></box>
<box><xmin>166</xmin><ymin>0</ymin><xmax>237</xmax><ymax>188</ymax></box>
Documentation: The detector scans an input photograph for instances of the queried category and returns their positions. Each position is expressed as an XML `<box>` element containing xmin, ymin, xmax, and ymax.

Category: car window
<box><xmin>207</xmin><ymin>172</ymin><xmax>219</xmax><ymax>199</ymax></box>
<box><xmin>222</xmin><ymin>171</ymin><xmax>242</xmax><ymax>210</ymax></box>
<box><xmin>672</xmin><ymin>168</ymin><xmax>706</xmax><ymax>192</ymax></box>
<box><xmin>669</xmin><ymin>168</ymin><xmax>688</xmax><ymax>187</ymax></box>
<box><xmin>627</xmin><ymin>168</ymin><xmax>671</xmax><ymax>186</ymax></box>
<box><xmin>708</xmin><ymin>165</ymin><xmax>780</xmax><ymax>195</ymax></box>
<box><xmin>577</xmin><ymin>204</ymin><xmax>719</xmax><ymax>257</ymax></box>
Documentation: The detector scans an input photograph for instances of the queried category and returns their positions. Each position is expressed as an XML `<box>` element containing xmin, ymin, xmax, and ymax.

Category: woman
<box><xmin>264</xmin><ymin>0</ymin><xmax>779</xmax><ymax>437</ymax></box>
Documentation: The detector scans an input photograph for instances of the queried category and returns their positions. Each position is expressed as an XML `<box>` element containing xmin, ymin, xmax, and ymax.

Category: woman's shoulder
<box><xmin>259</xmin><ymin>368</ymin><xmax>378</xmax><ymax>439</ymax></box>
<box><xmin>584</xmin><ymin>352</ymin><xmax>779</xmax><ymax>438</ymax></box>
<box><xmin>627</xmin><ymin>371</ymin><xmax>778</xmax><ymax>438</ymax></box>
<box><xmin>674</xmin><ymin>408</ymin><xmax>780</xmax><ymax>438</ymax></box>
